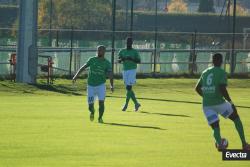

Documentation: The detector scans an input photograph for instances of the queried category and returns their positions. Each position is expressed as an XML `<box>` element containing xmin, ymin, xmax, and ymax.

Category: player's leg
<box><xmin>210</xmin><ymin>121</ymin><xmax>229</xmax><ymax>151</ymax></box>
<box><xmin>123</xmin><ymin>85</ymin><xmax>140</xmax><ymax>111</ymax></box>
<box><xmin>98</xmin><ymin>100</ymin><xmax>105</xmax><ymax>123</ymax></box>
<box><xmin>203</xmin><ymin>106</ymin><xmax>226</xmax><ymax>150</ymax></box>
<box><xmin>97</xmin><ymin>84</ymin><xmax>106</xmax><ymax>123</ymax></box>
<box><xmin>122</xmin><ymin>69</ymin><xmax>140</xmax><ymax>111</ymax></box>
<box><xmin>87</xmin><ymin>85</ymin><xmax>95</xmax><ymax>121</ymax></box>
<box><xmin>127</xmin><ymin>85</ymin><xmax>140</xmax><ymax>111</ymax></box>
<box><xmin>122</xmin><ymin>85</ymin><xmax>131</xmax><ymax>111</ymax></box>
<box><xmin>122</xmin><ymin>70</ymin><xmax>131</xmax><ymax>111</ymax></box>
<box><xmin>210</xmin><ymin>121</ymin><xmax>222</xmax><ymax>147</ymax></box>
<box><xmin>227</xmin><ymin>105</ymin><xmax>250</xmax><ymax>150</ymax></box>
<box><xmin>128</xmin><ymin>69</ymin><xmax>140</xmax><ymax>111</ymax></box>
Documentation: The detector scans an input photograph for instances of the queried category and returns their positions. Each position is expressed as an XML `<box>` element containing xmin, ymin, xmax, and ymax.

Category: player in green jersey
<box><xmin>118</xmin><ymin>37</ymin><xmax>141</xmax><ymax>111</ymax></box>
<box><xmin>195</xmin><ymin>53</ymin><xmax>250</xmax><ymax>151</ymax></box>
<box><xmin>72</xmin><ymin>45</ymin><xmax>114</xmax><ymax>123</ymax></box>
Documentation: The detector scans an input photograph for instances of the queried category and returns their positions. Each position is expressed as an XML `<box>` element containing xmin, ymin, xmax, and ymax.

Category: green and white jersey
<box><xmin>197</xmin><ymin>66</ymin><xmax>227</xmax><ymax>106</ymax></box>
<box><xmin>85</xmin><ymin>57</ymin><xmax>112</xmax><ymax>86</ymax></box>
<box><xmin>118</xmin><ymin>48</ymin><xmax>140</xmax><ymax>71</ymax></box>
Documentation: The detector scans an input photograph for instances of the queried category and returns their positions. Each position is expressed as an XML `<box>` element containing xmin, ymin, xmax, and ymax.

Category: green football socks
<box><xmin>126</xmin><ymin>90</ymin><xmax>138</xmax><ymax>105</ymax></box>
<box><xmin>125</xmin><ymin>91</ymin><xmax>131</xmax><ymax>105</ymax></box>
<box><xmin>89</xmin><ymin>104</ymin><xmax>94</xmax><ymax>113</ymax></box>
<box><xmin>89</xmin><ymin>104</ymin><xmax>95</xmax><ymax>121</ymax></box>
<box><xmin>99</xmin><ymin>102</ymin><xmax>105</xmax><ymax>120</ymax></box>
<box><xmin>88</xmin><ymin>103</ymin><xmax>105</xmax><ymax>122</ymax></box>
<box><xmin>213</xmin><ymin>127</ymin><xmax>222</xmax><ymax>144</ymax></box>
<box><xmin>130</xmin><ymin>90</ymin><xmax>138</xmax><ymax>105</ymax></box>
<box><xmin>233</xmin><ymin>118</ymin><xmax>246</xmax><ymax>145</ymax></box>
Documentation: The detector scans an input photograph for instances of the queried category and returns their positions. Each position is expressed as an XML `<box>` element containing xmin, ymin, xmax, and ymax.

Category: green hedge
<box><xmin>133</xmin><ymin>12</ymin><xmax>250</xmax><ymax>33</ymax></box>
<box><xmin>1</xmin><ymin>6</ymin><xmax>250</xmax><ymax>33</ymax></box>
<box><xmin>0</xmin><ymin>6</ymin><xmax>18</xmax><ymax>27</ymax></box>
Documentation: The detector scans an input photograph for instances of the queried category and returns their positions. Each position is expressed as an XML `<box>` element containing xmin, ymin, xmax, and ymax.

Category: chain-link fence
<box><xmin>1</xmin><ymin>0</ymin><xmax>250</xmax><ymax>77</ymax></box>
<box><xmin>1</xmin><ymin>28</ymin><xmax>250</xmax><ymax>76</ymax></box>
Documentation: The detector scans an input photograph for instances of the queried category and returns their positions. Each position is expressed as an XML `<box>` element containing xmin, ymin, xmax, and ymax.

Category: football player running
<box><xmin>73</xmin><ymin>45</ymin><xmax>113</xmax><ymax>123</ymax></box>
<box><xmin>195</xmin><ymin>53</ymin><xmax>250</xmax><ymax>151</ymax></box>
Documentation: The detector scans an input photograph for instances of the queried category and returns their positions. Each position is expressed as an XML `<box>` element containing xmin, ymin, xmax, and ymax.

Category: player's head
<box><xmin>212</xmin><ymin>53</ymin><xmax>223</xmax><ymax>67</ymax></box>
<box><xmin>97</xmin><ymin>45</ymin><xmax>106</xmax><ymax>58</ymax></box>
<box><xmin>126</xmin><ymin>37</ymin><xmax>133</xmax><ymax>49</ymax></box>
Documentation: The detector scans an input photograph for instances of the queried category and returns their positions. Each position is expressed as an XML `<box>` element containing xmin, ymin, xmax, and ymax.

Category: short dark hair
<box><xmin>97</xmin><ymin>45</ymin><xmax>106</xmax><ymax>51</ymax></box>
<box><xmin>213</xmin><ymin>53</ymin><xmax>223</xmax><ymax>62</ymax></box>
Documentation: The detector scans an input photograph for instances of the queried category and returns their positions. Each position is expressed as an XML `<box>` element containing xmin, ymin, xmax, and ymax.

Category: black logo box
<box><xmin>223</xmin><ymin>150</ymin><xmax>250</xmax><ymax>161</ymax></box>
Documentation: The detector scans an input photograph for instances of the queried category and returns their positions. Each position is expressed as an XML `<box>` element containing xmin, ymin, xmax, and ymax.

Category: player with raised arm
<box><xmin>195</xmin><ymin>53</ymin><xmax>250</xmax><ymax>151</ymax></box>
<box><xmin>73</xmin><ymin>45</ymin><xmax>113</xmax><ymax>123</ymax></box>
<box><xmin>118</xmin><ymin>37</ymin><xmax>141</xmax><ymax>112</ymax></box>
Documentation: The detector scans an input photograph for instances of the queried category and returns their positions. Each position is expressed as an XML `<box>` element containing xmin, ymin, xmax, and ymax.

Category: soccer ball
<box><xmin>215</xmin><ymin>138</ymin><xmax>228</xmax><ymax>151</ymax></box>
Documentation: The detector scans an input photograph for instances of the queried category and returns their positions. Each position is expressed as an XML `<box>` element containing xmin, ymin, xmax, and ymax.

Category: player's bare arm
<box><xmin>219</xmin><ymin>84</ymin><xmax>232</xmax><ymax>102</ymax></box>
<box><xmin>118</xmin><ymin>57</ymin><xmax>125</xmax><ymax>63</ymax></box>
<box><xmin>72</xmin><ymin>64</ymin><xmax>88</xmax><ymax>82</ymax></box>
<box><xmin>118</xmin><ymin>57</ymin><xmax>130</xmax><ymax>63</ymax></box>
<box><xmin>219</xmin><ymin>84</ymin><xmax>236</xmax><ymax>110</ymax></box>
<box><xmin>126</xmin><ymin>57</ymin><xmax>141</xmax><ymax>64</ymax></box>
<box><xmin>195</xmin><ymin>83</ymin><xmax>202</xmax><ymax>97</ymax></box>
<box><xmin>118</xmin><ymin>57</ymin><xmax>140</xmax><ymax>64</ymax></box>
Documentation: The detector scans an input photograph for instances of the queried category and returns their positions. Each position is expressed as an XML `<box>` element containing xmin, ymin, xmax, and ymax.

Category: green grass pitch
<box><xmin>0</xmin><ymin>78</ymin><xmax>250</xmax><ymax>167</ymax></box>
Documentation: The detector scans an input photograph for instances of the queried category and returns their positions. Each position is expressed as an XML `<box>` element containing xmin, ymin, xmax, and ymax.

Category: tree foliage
<box><xmin>38</xmin><ymin>0</ymin><xmax>112</xmax><ymax>29</ymax></box>
<box><xmin>168</xmin><ymin>0</ymin><xmax>188</xmax><ymax>13</ymax></box>
<box><xmin>230</xmin><ymin>3</ymin><xmax>249</xmax><ymax>16</ymax></box>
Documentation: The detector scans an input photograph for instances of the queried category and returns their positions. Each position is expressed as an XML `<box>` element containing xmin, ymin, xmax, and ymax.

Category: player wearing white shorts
<box><xmin>118</xmin><ymin>37</ymin><xmax>141</xmax><ymax>112</ymax></box>
<box><xmin>73</xmin><ymin>45</ymin><xmax>114</xmax><ymax>123</ymax></box>
<box><xmin>195</xmin><ymin>53</ymin><xmax>250</xmax><ymax>151</ymax></box>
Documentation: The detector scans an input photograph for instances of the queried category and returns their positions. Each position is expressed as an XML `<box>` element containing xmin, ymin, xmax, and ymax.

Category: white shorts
<box><xmin>123</xmin><ymin>69</ymin><xmax>136</xmax><ymax>86</ymax></box>
<box><xmin>203</xmin><ymin>101</ymin><xmax>234</xmax><ymax>125</ymax></box>
<box><xmin>87</xmin><ymin>84</ymin><xmax>106</xmax><ymax>104</ymax></box>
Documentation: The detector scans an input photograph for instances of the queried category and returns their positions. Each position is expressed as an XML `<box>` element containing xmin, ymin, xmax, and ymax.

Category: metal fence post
<box><xmin>125</xmin><ymin>0</ymin><xmax>128</xmax><ymax>31</ymax></box>
<box><xmin>189</xmin><ymin>33</ymin><xmax>194</xmax><ymax>74</ymax></box>
<box><xmin>56</xmin><ymin>30</ymin><xmax>59</xmax><ymax>47</ymax></box>
<box><xmin>190</xmin><ymin>30</ymin><xmax>197</xmax><ymax>75</ymax></box>
<box><xmin>153</xmin><ymin>0</ymin><xmax>158</xmax><ymax>76</ymax></box>
<box><xmin>69</xmin><ymin>27</ymin><xmax>74</xmax><ymax>76</ymax></box>
<box><xmin>130</xmin><ymin>0</ymin><xmax>134</xmax><ymax>36</ymax></box>
<box><xmin>111</xmin><ymin>0</ymin><xmax>116</xmax><ymax>75</ymax></box>
<box><xmin>49</xmin><ymin>0</ymin><xmax>53</xmax><ymax>47</ymax></box>
<box><xmin>230</xmin><ymin>0</ymin><xmax>237</xmax><ymax>75</ymax></box>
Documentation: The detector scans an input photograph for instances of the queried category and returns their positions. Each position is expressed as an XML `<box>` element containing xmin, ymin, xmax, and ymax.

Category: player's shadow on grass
<box><xmin>0</xmin><ymin>83</ymin><xmax>34</xmax><ymax>94</ymax></box>
<box><xmin>34</xmin><ymin>84</ymin><xmax>82</xmax><ymax>95</ymax></box>
<box><xmin>140</xmin><ymin>111</ymin><xmax>191</xmax><ymax>118</ymax></box>
<box><xmin>107</xmin><ymin>95</ymin><xmax>201</xmax><ymax>105</ymax></box>
<box><xmin>103</xmin><ymin>122</ymin><xmax>166</xmax><ymax>131</ymax></box>
<box><xmin>107</xmin><ymin>95</ymin><xmax>250</xmax><ymax>109</ymax></box>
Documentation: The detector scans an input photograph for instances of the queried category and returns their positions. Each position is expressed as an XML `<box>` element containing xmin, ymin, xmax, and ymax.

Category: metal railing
<box><xmin>1</xmin><ymin>29</ymin><xmax>250</xmax><ymax>76</ymax></box>
<box><xmin>1</xmin><ymin>48</ymin><xmax>249</xmax><ymax>76</ymax></box>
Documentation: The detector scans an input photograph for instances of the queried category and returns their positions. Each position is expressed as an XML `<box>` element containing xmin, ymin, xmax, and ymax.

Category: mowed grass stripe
<box><xmin>0</xmin><ymin>79</ymin><xmax>249</xmax><ymax>167</ymax></box>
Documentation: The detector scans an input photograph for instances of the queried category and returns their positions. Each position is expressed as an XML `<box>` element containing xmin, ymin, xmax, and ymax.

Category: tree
<box><xmin>38</xmin><ymin>0</ymin><xmax>112</xmax><ymax>29</ymax></box>
<box><xmin>168</xmin><ymin>0</ymin><xmax>188</xmax><ymax>13</ymax></box>
<box><xmin>38</xmin><ymin>0</ymin><xmax>50</xmax><ymax>28</ymax></box>
<box><xmin>198</xmin><ymin>0</ymin><xmax>215</xmax><ymax>13</ymax></box>
<box><xmin>230</xmin><ymin>2</ymin><xmax>249</xmax><ymax>16</ymax></box>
